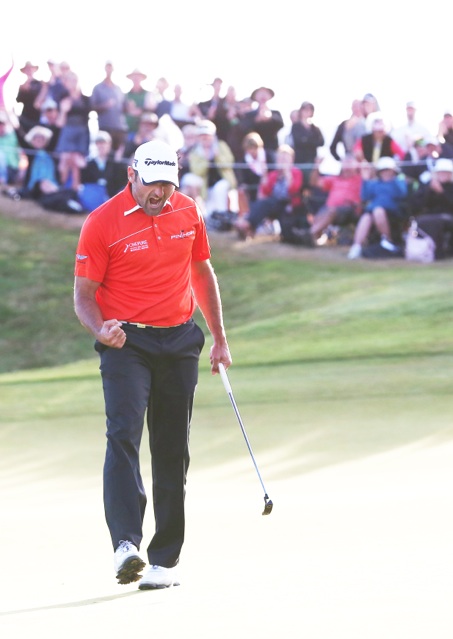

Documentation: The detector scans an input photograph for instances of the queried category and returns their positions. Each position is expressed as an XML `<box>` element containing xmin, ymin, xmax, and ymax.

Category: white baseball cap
<box><xmin>375</xmin><ymin>156</ymin><xmax>400</xmax><ymax>173</ymax></box>
<box><xmin>433</xmin><ymin>158</ymin><xmax>453</xmax><ymax>173</ymax></box>
<box><xmin>132</xmin><ymin>140</ymin><xmax>179</xmax><ymax>187</ymax></box>
<box><xmin>196</xmin><ymin>119</ymin><xmax>217</xmax><ymax>136</ymax></box>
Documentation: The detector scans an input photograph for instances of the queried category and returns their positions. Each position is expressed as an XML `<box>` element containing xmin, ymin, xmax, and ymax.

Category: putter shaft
<box><xmin>219</xmin><ymin>364</ymin><xmax>273</xmax><ymax>515</ymax></box>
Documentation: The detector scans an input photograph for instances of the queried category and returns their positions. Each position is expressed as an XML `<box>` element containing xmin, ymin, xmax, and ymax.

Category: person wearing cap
<box><xmin>401</xmin><ymin>136</ymin><xmax>440</xmax><ymax>187</ymax></box>
<box><xmin>188</xmin><ymin>119</ymin><xmax>237</xmax><ymax>218</ymax></box>
<box><xmin>410</xmin><ymin>157</ymin><xmax>453</xmax><ymax>259</ymax></box>
<box><xmin>16</xmin><ymin>61</ymin><xmax>43</xmax><ymax>133</ymax></box>
<box><xmin>353</xmin><ymin>111</ymin><xmax>405</xmax><ymax>164</ymax></box>
<box><xmin>74</xmin><ymin>139</ymin><xmax>232</xmax><ymax>590</ymax></box>
<box><xmin>79</xmin><ymin>131</ymin><xmax>124</xmax><ymax>211</ymax></box>
<box><xmin>348</xmin><ymin>156</ymin><xmax>408</xmax><ymax>259</ymax></box>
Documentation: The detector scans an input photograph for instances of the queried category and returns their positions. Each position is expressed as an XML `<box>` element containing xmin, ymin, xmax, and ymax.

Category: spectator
<box><xmin>177</xmin><ymin>123</ymin><xmax>199</xmax><ymax>181</ymax></box>
<box><xmin>226</xmin><ymin>96</ymin><xmax>255</xmax><ymax>161</ymax></box>
<box><xmin>179</xmin><ymin>172</ymin><xmax>206</xmax><ymax>216</ymax></box>
<box><xmin>353</xmin><ymin>111</ymin><xmax>405</xmax><ymax>164</ymax></box>
<box><xmin>295</xmin><ymin>155</ymin><xmax>364</xmax><ymax>246</ymax></box>
<box><xmin>240</xmin><ymin>86</ymin><xmax>284</xmax><ymax>165</ymax></box>
<box><xmin>290</xmin><ymin>101</ymin><xmax>325</xmax><ymax>183</ymax></box>
<box><xmin>18</xmin><ymin>125</ymin><xmax>85</xmax><ymax>213</ymax></box>
<box><xmin>122</xmin><ymin>111</ymin><xmax>160</xmax><ymax>160</ymax></box>
<box><xmin>152</xmin><ymin>76</ymin><xmax>172</xmax><ymax>118</ymax></box>
<box><xmin>391</xmin><ymin>101</ymin><xmax>432</xmax><ymax>154</ymax></box>
<box><xmin>0</xmin><ymin>110</ymin><xmax>22</xmax><ymax>186</ymax></box>
<box><xmin>330</xmin><ymin>99</ymin><xmax>367</xmax><ymax>161</ymax></box>
<box><xmin>34</xmin><ymin>59</ymin><xmax>70</xmax><ymax>111</ymax></box>
<box><xmin>58</xmin><ymin>61</ymin><xmax>72</xmax><ymax>85</ymax></box>
<box><xmin>90</xmin><ymin>61</ymin><xmax>128</xmax><ymax>152</ymax></box>
<box><xmin>348</xmin><ymin>156</ymin><xmax>408</xmax><ymax>259</ymax></box>
<box><xmin>361</xmin><ymin>93</ymin><xmax>380</xmax><ymax>118</ymax></box>
<box><xmin>211</xmin><ymin>84</ymin><xmax>241</xmax><ymax>146</ymax></box>
<box><xmin>15</xmin><ymin>61</ymin><xmax>42</xmax><ymax>134</ymax></box>
<box><xmin>167</xmin><ymin>83</ymin><xmax>198</xmax><ymax>128</ymax></box>
<box><xmin>18</xmin><ymin>124</ymin><xmax>59</xmax><ymax>192</ymax></box>
<box><xmin>234</xmin><ymin>144</ymin><xmax>305</xmax><ymax>241</ymax></box>
<box><xmin>437</xmin><ymin>108</ymin><xmax>453</xmax><ymax>158</ymax></box>
<box><xmin>124</xmin><ymin>68</ymin><xmax>150</xmax><ymax>135</ymax></box>
<box><xmin>32</xmin><ymin>97</ymin><xmax>63</xmax><ymax>157</ymax></box>
<box><xmin>235</xmin><ymin>131</ymin><xmax>268</xmax><ymax>216</ymax></box>
<box><xmin>278</xmin><ymin>109</ymin><xmax>300</xmax><ymax>147</ymax></box>
<box><xmin>197</xmin><ymin>77</ymin><xmax>224</xmax><ymax>120</ymax></box>
<box><xmin>78</xmin><ymin>131</ymin><xmax>124</xmax><ymax>211</ymax></box>
<box><xmin>411</xmin><ymin>157</ymin><xmax>453</xmax><ymax>259</ymax></box>
<box><xmin>402</xmin><ymin>136</ymin><xmax>440</xmax><ymax>188</ymax></box>
<box><xmin>55</xmin><ymin>71</ymin><xmax>91</xmax><ymax>189</ymax></box>
<box><xmin>188</xmin><ymin>119</ymin><xmax>237</xmax><ymax>218</ymax></box>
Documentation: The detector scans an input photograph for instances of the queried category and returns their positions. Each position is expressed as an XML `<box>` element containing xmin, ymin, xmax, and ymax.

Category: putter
<box><xmin>218</xmin><ymin>363</ymin><xmax>273</xmax><ymax>515</ymax></box>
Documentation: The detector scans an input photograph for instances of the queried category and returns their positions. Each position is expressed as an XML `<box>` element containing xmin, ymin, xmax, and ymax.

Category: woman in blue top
<box><xmin>348</xmin><ymin>156</ymin><xmax>408</xmax><ymax>259</ymax></box>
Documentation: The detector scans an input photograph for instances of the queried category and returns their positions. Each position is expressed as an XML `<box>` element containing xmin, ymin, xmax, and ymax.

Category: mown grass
<box><xmin>1</xmin><ymin>207</ymin><xmax>452</xmax><ymax>483</ymax></box>
<box><xmin>1</xmin><ymin>211</ymin><xmax>452</xmax><ymax>372</ymax></box>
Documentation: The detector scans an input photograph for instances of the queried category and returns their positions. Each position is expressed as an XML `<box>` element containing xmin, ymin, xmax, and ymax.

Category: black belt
<box><xmin>120</xmin><ymin>320</ymin><xmax>188</xmax><ymax>329</ymax></box>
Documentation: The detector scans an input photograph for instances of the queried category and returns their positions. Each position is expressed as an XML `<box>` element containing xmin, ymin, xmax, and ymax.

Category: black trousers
<box><xmin>95</xmin><ymin>319</ymin><xmax>205</xmax><ymax>567</ymax></box>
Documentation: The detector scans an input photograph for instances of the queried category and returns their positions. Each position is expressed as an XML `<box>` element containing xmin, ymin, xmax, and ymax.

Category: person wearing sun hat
<box><xmin>240</xmin><ymin>85</ymin><xmax>284</xmax><ymax>164</ymax></box>
<box><xmin>125</xmin><ymin>68</ymin><xmax>150</xmax><ymax>134</ymax></box>
<box><xmin>74</xmin><ymin>138</ymin><xmax>232</xmax><ymax>591</ymax></box>
<box><xmin>16</xmin><ymin>61</ymin><xmax>43</xmax><ymax>133</ymax></box>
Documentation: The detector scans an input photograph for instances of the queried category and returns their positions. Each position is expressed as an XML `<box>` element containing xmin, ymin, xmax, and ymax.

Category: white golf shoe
<box><xmin>114</xmin><ymin>540</ymin><xmax>146</xmax><ymax>585</ymax></box>
<box><xmin>138</xmin><ymin>564</ymin><xmax>180</xmax><ymax>590</ymax></box>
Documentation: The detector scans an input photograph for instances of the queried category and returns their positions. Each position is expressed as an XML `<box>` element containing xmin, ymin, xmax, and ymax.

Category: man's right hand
<box><xmin>97</xmin><ymin>320</ymin><xmax>127</xmax><ymax>348</ymax></box>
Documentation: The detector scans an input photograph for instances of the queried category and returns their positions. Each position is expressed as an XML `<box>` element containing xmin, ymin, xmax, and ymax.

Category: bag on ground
<box><xmin>405</xmin><ymin>219</ymin><xmax>436</xmax><ymax>263</ymax></box>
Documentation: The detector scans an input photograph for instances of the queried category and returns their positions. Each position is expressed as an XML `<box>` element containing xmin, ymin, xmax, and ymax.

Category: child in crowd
<box><xmin>348</xmin><ymin>156</ymin><xmax>408</xmax><ymax>259</ymax></box>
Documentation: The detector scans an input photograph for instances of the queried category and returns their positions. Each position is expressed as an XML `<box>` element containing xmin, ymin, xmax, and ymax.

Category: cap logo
<box><xmin>139</xmin><ymin>157</ymin><xmax>177</xmax><ymax>168</ymax></box>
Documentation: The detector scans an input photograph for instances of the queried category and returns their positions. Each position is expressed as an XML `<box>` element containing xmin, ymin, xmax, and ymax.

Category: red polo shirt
<box><xmin>74</xmin><ymin>185</ymin><xmax>211</xmax><ymax>326</ymax></box>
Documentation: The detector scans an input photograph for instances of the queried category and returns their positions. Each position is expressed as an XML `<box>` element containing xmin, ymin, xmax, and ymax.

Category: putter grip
<box><xmin>218</xmin><ymin>363</ymin><xmax>232</xmax><ymax>393</ymax></box>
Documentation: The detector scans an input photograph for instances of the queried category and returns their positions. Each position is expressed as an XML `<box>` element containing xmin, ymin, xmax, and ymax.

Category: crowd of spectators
<box><xmin>1</xmin><ymin>58</ymin><xmax>453</xmax><ymax>260</ymax></box>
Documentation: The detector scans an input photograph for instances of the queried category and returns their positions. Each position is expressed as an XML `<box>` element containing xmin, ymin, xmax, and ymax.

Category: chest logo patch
<box><xmin>124</xmin><ymin>240</ymin><xmax>149</xmax><ymax>253</ymax></box>
<box><xmin>171</xmin><ymin>230</ymin><xmax>195</xmax><ymax>240</ymax></box>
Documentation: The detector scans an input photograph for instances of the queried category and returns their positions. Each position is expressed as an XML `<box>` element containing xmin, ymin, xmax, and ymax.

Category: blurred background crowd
<box><xmin>1</xmin><ymin>58</ymin><xmax>453</xmax><ymax>261</ymax></box>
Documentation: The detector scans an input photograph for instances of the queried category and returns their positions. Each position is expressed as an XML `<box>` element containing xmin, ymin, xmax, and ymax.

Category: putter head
<box><xmin>262</xmin><ymin>496</ymin><xmax>273</xmax><ymax>516</ymax></box>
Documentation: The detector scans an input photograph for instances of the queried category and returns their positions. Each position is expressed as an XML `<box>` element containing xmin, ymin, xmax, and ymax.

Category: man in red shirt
<box><xmin>74</xmin><ymin>139</ymin><xmax>232</xmax><ymax>590</ymax></box>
